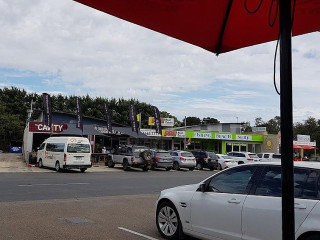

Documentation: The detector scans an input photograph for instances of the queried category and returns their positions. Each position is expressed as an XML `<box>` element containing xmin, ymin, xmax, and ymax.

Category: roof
<box><xmin>245</xmin><ymin>162</ymin><xmax>320</xmax><ymax>170</ymax></box>
<box><xmin>113</xmin><ymin>127</ymin><xmax>149</xmax><ymax>138</ymax></box>
<box><xmin>53</xmin><ymin>124</ymin><xmax>105</xmax><ymax>136</ymax></box>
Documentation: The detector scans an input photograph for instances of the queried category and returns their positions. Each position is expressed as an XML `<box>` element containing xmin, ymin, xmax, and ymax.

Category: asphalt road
<box><xmin>0</xmin><ymin>168</ymin><xmax>215</xmax><ymax>202</ymax></box>
<box><xmin>0</xmin><ymin>169</ymin><xmax>216</xmax><ymax>240</ymax></box>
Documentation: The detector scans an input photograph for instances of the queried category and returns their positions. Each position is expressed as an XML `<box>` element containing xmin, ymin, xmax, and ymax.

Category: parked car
<box><xmin>227</xmin><ymin>151</ymin><xmax>260</xmax><ymax>164</ymax></box>
<box><xmin>258</xmin><ymin>152</ymin><xmax>281</xmax><ymax>162</ymax></box>
<box><xmin>191</xmin><ymin>151</ymin><xmax>218</xmax><ymax>170</ymax></box>
<box><xmin>306</xmin><ymin>157</ymin><xmax>320</xmax><ymax>162</ymax></box>
<box><xmin>150</xmin><ymin>150</ymin><xmax>173</xmax><ymax>171</ymax></box>
<box><xmin>216</xmin><ymin>154</ymin><xmax>238</xmax><ymax>170</ymax></box>
<box><xmin>169</xmin><ymin>150</ymin><xmax>196</xmax><ymax>171</ymax></box>
<box><xmin>156</xmin><ymin>162</ymin><xmax>320</xmax><ymax>240</ymax></box>
<box><xmin>108</xmin><ymin>145</ymin><xmax>151</xmax><ymax>171</ymax></box>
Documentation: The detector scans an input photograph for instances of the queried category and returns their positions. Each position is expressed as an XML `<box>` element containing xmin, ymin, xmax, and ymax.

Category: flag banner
<box><xmin>104</xmin><ymin>103</ymin><xmax>112</xmax><ymax>133</ymax></box>
<box><xmin>42</xmin><ymin>93</ymin><xmax>52</xmax><ymax>127</ymax></box>
<box><xmin>75</xmin><ymin>97</ymin><xmax>83</xmax><ymax>131</ymax></box>
<box><xmin>152</xmin><ymin>106</ymin><xmax>162</xmax><ymax>134</ymax></box>
<box><xmin>129</xmin><ymin>104</ymin><xmax>138</xmax><ymax>134</ymax></box>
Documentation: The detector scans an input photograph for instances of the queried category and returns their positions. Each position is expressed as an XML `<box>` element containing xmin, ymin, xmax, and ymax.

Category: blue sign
<box><xmin>9</xmin><ymin>146</ymin><xmax>22</xmax><ymax>153</ymax></box>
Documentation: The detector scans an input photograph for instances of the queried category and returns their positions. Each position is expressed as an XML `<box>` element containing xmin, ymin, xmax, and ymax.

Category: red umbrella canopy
<box><xmin>73</xmin><ymin>0</ymin><xmax>319</xmax><ymax>54</ymax></box>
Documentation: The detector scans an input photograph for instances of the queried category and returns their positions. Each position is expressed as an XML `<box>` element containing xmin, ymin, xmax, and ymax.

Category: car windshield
<box><xmin>249</xmin><ymin>153</ymin><xmax>259</xmax><ymax>158</ymax></box>
<box><xmin>67</xmin><ymin>144</ymin><xmax>90</xmax><ymax>153</ymax></box>
<box><xmin>207</xmin><ymin>152</ymin><xmax>216</xmax><ymax>158</ymax></box>
<box><xmin>156</xmin><ymin>152</ymin><xmax>171</xmax><ymax>157</ymax></box>
<box><xmin>181</xmin><ymin>152</ymin><xmax>194</xmax><ymax>157</ymax></box>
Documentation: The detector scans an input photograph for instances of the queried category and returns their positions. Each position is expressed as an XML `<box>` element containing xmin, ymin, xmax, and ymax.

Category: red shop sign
<box><xmin>29</xmin><ymin>122</ymin><xmax>68</xmax><ymax>133</ymax></box>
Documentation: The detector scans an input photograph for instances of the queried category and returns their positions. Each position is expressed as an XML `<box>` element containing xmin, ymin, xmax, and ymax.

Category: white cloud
<box><xmin>0</xmin><ymin>0</ymin><xmax>319</xmax><ymax>125</ymax></box>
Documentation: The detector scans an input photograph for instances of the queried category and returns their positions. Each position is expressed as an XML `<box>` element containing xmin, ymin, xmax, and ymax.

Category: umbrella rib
<box><xmin>215</xmin><ymin>0</ymin><xmax>233</xmax><ymax>55</ymax></box>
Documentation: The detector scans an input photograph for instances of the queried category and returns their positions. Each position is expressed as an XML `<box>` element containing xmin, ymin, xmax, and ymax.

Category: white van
<box><xmin>37</xmin><ymin>137</ymin><xmax>92</xmax><ymax>172</ymax></box>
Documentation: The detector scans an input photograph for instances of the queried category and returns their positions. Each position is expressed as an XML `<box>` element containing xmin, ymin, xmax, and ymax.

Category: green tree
<box><xmin>202</xmin><ymin>117</ymin><xmax>220</xmax><ymax>125</ymax></box>
<box><xmin>184</xmin><ymin>116</ymin><xmax>201</xmax><ymax>126</ymax></box>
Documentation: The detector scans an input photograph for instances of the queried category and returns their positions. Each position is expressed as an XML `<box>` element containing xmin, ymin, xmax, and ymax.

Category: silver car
<box><xmin>170</xmin><ymin>150</ymin><xmax>196</xmax><ymax>171</ymax></box>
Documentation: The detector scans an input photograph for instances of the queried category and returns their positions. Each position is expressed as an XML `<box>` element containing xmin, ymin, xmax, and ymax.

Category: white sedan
<box><xmin>216</xmin><ymin>154</ymin><xmax>238</xmax><ymax>170</ymax></box>
<box><xmin>156</xmin><ymin>162</ymin><xmax>320</xmax><ymax>240</ymax></box>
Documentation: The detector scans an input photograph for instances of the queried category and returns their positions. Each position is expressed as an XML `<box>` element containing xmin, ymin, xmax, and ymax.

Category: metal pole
<box><xmin>184</xmin><ymin>116</ymin><xmax>187</xmax><ymax>149</ymax></box>
<box><xmin>279</xmin><ymin>0</ymin><xmax>294</xmax><ymax>239</ymax></box>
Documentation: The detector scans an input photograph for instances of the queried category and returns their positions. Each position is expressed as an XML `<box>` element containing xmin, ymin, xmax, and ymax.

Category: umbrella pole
<box><xmin>279</xmin><ymin>0</ymin><xmax>294</xmax><ymax>240</ymax></box>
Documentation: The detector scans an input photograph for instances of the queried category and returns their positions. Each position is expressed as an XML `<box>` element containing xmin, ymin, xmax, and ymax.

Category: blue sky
<box><xmin>0</xmin><ymin>0</ymin><xmax>319</xmax><ymax>125</ymax></box>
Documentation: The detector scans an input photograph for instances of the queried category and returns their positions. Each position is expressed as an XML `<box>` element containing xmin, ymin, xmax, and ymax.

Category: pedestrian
<box><xmin>102</xmin><ymin>146</ymin><xmax>107</xmax><ymax>154</ymax></box>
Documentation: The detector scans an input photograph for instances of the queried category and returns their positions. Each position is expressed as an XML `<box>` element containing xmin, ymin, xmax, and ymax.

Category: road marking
<box><xmin>17</xmin><ymin>183</ymin><xmax>89</xmax><ymax>187</ymax></box>
<box><xmin>118</xmin><ymin>227</ymin><xmax>159</xmax><ymax>240</ymax></box>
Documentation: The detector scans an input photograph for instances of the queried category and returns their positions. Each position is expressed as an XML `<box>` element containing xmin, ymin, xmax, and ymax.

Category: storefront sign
<box><xmin>162</xmin><ymin>130</ymin><xmax>176</xmax><ymax>137</ymax></box>
<box><xmin>297</xmin><ymin>135</ymin><xmax>310</xmax><ymax>143</ymax></box>
<box><xmin>29</xmin><ymin>122</ymin><xmax>68</xmax><ymax>133</ymax></box>
<box><xmin>194</xmin><ymin>132</ymin><xmax>212</xmax><ymax>139</ymax></box>
<box><xmin>140</xmin><ymin>129</ymin><xmax>162</xmax><ymax>137</ymax></box>
<box><xmin>215</xmin><ymin>134</ymin><xmax>232</xmax><ymax>140</ymax></box>
<box><xmin>293</xmin><ymin>141</ymin><xmax>316</xmax><ymax>146</ymax></box>
<box><xmin>252</xmin><ymin>127</ymin><xmax>267</xmax><ymax>132</ymax></box>
<box><xmin>236</xmin><ymin>135</ymin><xmax>252</xmax><ymax>141</ymax></box>
<box><xmin>161</xmin><ymin>130</ymin><xmax>186</xmax><ymax>137</ymax></box>
<box><xmin>176</xmin><ymin>131</ymin><xmax>185</xmax><ymax>138</ymax></box>
<box><xmin>148</xmin><ymin>117</ymin><xmax>174</xmax><ymax>127</ymax></box>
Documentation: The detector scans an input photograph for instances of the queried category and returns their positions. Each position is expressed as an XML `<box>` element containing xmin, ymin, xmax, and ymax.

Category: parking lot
<box><xmin>0</xmin><ymin>153</ymin><xmax>213</xmax><ymax>240</ymax></box>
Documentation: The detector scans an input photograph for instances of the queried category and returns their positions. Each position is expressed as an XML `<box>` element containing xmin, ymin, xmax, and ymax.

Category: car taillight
<box><xmin>247</xmin><ymin>158</ymin><xmax>253</xmax><ymax>161</ymax></box>
<box><xmin>155</xmin><ymin>157</ymin><xmax>161</xmax><ymax>161</ymax></box>
<box><xmin>193</xmin><ymin>157</ymin><xmax>196</xmax><ymax>162</ymax></box>
<box><xmin>64</xmin><ymin>153</ymin><xmax>66</xmax><ymax>162</ymax></box>
<box><xmin>170</xmin><ymin>157</ymin><xmax>173</xmax><ymax>161</ymax></box>
<box><xmin>180</xmin><ymin>157</ymin><xmax>186</xmax><ymax>161</ymax></box>
<box><xmin>204</xmin><ymin>158</ymin><xmax>208</xmax><ymax>162</ymax></box>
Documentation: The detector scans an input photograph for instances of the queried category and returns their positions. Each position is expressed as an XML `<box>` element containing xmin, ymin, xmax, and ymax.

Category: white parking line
<box><xmin>17</xmin><ymin>183</ymin><xmax>89</xmax><ymax>187</ymax></box>
<box><xmin>118</xmin><ymin>227</ymin><xmax>159</xmax><ymax>240</ymax></box>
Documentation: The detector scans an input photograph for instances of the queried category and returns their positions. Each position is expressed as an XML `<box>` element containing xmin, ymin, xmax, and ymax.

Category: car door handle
<box><xmin>295</xmin><ymin>203</ymin><xmax>307</xmax><ymax>209</ymax></box>
<box><xmin>228</xmin><ymin>198</ymin><xmax>241</xmax><ymax>204</ymax></box>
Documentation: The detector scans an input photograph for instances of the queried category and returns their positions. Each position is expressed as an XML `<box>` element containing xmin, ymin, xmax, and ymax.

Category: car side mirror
<box><xmin>198</xmin><ymin>183</ymin><xmax>206</xmax><ymax>192</ymax></box>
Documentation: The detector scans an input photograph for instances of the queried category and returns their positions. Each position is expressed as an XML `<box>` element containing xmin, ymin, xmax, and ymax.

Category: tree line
<box><xmin>0</xmin><ymin>87</ymin><xmax>319</xmax><ymax>151</ymax></box>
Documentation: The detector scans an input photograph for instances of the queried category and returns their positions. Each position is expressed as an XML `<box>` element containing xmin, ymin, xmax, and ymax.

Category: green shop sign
<box><xmin>186</xmin><ymin>131</ymin><xmax>264</xmax><ymax>142</ymax></box>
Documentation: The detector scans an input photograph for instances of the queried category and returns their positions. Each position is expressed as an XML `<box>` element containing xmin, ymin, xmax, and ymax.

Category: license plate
<box><xmin>75</xmin><ymin>156</ymin><xmax>83</xmax><ymax>161</ymax></box>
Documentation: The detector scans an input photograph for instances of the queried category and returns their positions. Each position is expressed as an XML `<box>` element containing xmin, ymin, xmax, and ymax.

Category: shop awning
<box><xmin>54</xmin><ymin>124</ymin><xmax>105</xmax><ymax>136</ymax></box>
<box><xmin>113</xmin><ymin>127</ymin><xmax>150</xmax><ymax>139</ymax></box>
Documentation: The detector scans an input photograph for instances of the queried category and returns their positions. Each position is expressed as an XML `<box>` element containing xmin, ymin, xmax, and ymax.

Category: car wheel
<box><xmin>55</xmin><ymin>161</ymin><xmax>61</xmax><ymax>172</ymax></box>
<box><xmin>80</xmin><ymin>168</ymin><xmax>86</xmax><ymax>173</ymax></box>
<box><xmin>107</xmin><ymin>159</ymin><xmax>115</xmax><ymax>168</ymax></box>
<box><xmin>142</xmin><ymin>165</ymin><xmax>149</xmax><ymax>171</ymax></box>
<box><xmin>189</xmin><ymin>167</ymin><xmax>194</xmax><ymax>171</ymax></box>
<box><xmin>209</xmin><ymin>167</ymin><xmax>214</xmax><ymax>171</ymax></box>
<box><xmin>156</xmin><ymin>201</ymin><xmax>182</xmax><ymax>240</ymax></box>
<box><xmin>217</xmin><ymin>163</ymin><xmax>222</xmax><ymax>170</ymax></box>
<box><xmin>38</xmin><ymin>159</ymin><xmax>43</xmax><ymax>168</ymax></box>
<box><xmin>172</xmin><ymin>162</ymin><xmax>180</xmax><ymax>171</ymax></box>
<box><xmin>196</xmin><ymin>163</ymin><xmax>202</xmax><ymax>170</ymax></box>
<box><xmin>123</xmin><ymin>159</ymin><xmax>129</xmax><ymax>171</ymax></box>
